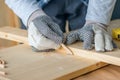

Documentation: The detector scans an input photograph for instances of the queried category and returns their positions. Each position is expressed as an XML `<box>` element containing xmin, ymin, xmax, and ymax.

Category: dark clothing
<box><xmin>112</xmin><ymin>0</ymin><xmax>120</xmax><ymax>20</ymax></box>
<box><xmin>21</xmin><ymin>0</ymin><xmax>120</xmax><ymax>30</ymax></box>
<box><xmin>43</xmin><ymin>0</ymin><xmax>88</xmax><ymax>32</ymax></box>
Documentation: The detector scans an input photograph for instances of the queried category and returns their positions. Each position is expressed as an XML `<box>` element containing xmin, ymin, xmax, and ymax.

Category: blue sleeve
<box><xmin>5</xmin><ymin>0</ymin><xmax>40</xmax><ymax>26</ymax></box>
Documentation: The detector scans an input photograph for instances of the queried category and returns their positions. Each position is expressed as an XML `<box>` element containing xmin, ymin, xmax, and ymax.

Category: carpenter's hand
<box><xmin>92</xmin><ymin>24</ymin><xmax>113</xmax><ymax>52</ymax></box>
<box><xmin>28</xmin><ymin>14</ymin><xmax>64</xmax><ymax>52</ymax></box>
<box><xmin>66</xmin><ymin>23</ymin><xmax>114</xmax><ymax>52</ymax></box>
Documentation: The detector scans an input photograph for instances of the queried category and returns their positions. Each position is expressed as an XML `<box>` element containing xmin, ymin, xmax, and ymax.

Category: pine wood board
<box><xmin>69</xmin><ymin>43</ymin><xmax>120</xmax><ymax>66</ymax></box>
<box><xmin>0</xmin><ymin>27</ymin><xmax>120</xmax><ymax>66</ymax></box>
<box><xmin>0</xmin><ymin>44</ymin><xmax>107</xmax><ymax>80</ymax></box>
<box><xmin>0</xmin><ymin>27</ymin><xmax>28</xmax><ymax>44</ymax></box>
<box><xmin>75</xmin><ymin>65</ymin><xmax>120</xmax><ymax>80</ymax></box>
<box><xmin>0</xmin><ymin>27</ymin><xmax>108</xmax><ymax>80</ymax></box>
<box><xmin>0</xmin><ymin>0</ymin><xmax>20</xmax><ymax>27</ymax></box>
<box><xmin>0</xmin><ymin>0</ymin><xmax>20</xmax><ymax>48</ymax></box>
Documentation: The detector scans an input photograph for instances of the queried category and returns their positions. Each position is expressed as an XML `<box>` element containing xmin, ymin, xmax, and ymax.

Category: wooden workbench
<box><xmin>75</xmin><ymin>65</ymin><xmax>120</xmax><ymax>80</ymax></box>
<box><xmin>0</xmin><ymin>44</ymin><xmax>107</xmax><ymax>80</ymax></box>
<box><xmin>0</xmin><ymin>27</ymin><xmax>120</xmax><ymax>80</ymax></box>
<box><xmin>0</xmin><ymin>45</ymin><xmax>120</xmax><ymax>80</ymax></box>
<box><xmin>0</xmin><ymin>27</ymin><xmax>107</xmax><ymax>80</ymax></box>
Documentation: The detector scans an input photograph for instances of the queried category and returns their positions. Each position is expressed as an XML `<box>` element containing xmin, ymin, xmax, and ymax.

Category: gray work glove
<box><xmin>66</xmin><ymin>24</ymin><xmax>94</xmax><ymax>50</ymax></box>
<box><xmin>28</xmin><ymin>10</ymin><xmax>64</xmax><ymax>52</ymax></box>
<box><xmin>66</xmin><ymin>23</ymin><xmax>114</xmax><ymax>52</ymax></box>
<box><xmin>31</xmin><ymin>15</ymin><xmax>64</xmax><ymax>44</ymax></box>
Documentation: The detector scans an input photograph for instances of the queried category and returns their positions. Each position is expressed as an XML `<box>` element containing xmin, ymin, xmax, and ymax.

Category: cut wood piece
<box><xmin>0</xmin><ymin>27</ymin><xmax>28</xmax><ymax>44</ymax></box>
<box><xmin>0</xmin><ymin>76</ymin><xmax>10</xmax><ymax>80</ymax></box>
<box><xmin>69</xmin><ymin>43</ymin><xmax>120</xmax><ymax>66</ymax></box>
<box><xmin>0</xmin><ymin>27</ymin><xmax>120</xmax><ymax>66</ymax></box>
<box><xmin>0</xmin><ymin>27</ymin><xmax>73</xmax><ymax>55</ymax></box>
<box><xmin>0</xmin><ymin>44</ymin><xmax>107</xmax><ymax>80</ymax></box>
<box><xmin>74</xmin><ymin>65</ymin><xmax>120</xmax><ymax>80</ymax></box>
<box><xmin>0</xmin><ymin>27</ymin><xmax>108</xmax><ymax>80</ymax></box>
<box><xmin>61</xmin><ymin>44</ymin><xmax>73</xmax><ymax>55</ymax></box>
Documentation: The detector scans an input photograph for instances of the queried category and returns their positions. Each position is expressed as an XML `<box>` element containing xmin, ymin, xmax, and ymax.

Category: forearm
<box><xmin>5</xmin><ymin>0</ymin><xmax>41</xmax><ymax>26</ymax></box>
<box><xmin>86</xmin><ymin>0</ymin><xmax>116</xmax><ymax>25</ymax></box>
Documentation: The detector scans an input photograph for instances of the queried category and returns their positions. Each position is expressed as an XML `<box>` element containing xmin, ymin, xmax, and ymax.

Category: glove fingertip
<box><xmin>31</xmin><ymin>46</ymin><xmax>55</xmax><ymax>52</ymax></box>
<box><xmin>83</xmin><ymin>44</ymin><xmax>93</xmax><ymax>50</ymax></box>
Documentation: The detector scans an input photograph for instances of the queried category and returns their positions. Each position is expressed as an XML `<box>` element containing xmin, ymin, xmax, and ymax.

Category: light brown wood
<box><xmin>0</xmin><ymin>27</ymin><xmax>28</xmax><ymax>44</ymax></box>
<box><xmin>0</xmin><ymin>44</ymin><xmax>107</xmax><ymax>80</ymax></box>
<box><xmin>0</xmin><ymin>27</ymin><xmax>120</xmax><ymax>66</ymax></box>
<box><xmin>75</xmin><ymin>65</ymin><xmax>120</xmax><ymax>80</ymax></box>
<box><xmin>61</xmin><ymin>44</ymin><xmax>73</xmax><ymax>55</ymax></box>
<box><xmin>0</xmin><ymin>27</ymin><xmax>108</xmax><ymax>79</ymax></box>
<box><xmin>0</xmin><ymin>76</ymin><xmax>9</xmax><ymax>80</ymax></box>
<box><xmin>69</xmin><ymin>43</ymin><xmax>120</xmax><ymax>66</ymax></box>
<box><xmin>0</xmin><ymin>0</ymin><xmax>20</xmax><ymax>48</ymax></box>
<box><xmin>0</xmin><ymin>71</ymin><xmax>6</xmax><ymax>76</ymax></box>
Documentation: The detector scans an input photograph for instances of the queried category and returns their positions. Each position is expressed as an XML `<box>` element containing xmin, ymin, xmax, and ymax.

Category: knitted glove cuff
<box><xmin>85</xmin><ymin>21</ymin><xmax>108</xmax><ymax>30</ymax></box>
<box><xmin>27</xmin><ymin>9</ymin><xmax>46</xmax><ymax>27</ymax></box>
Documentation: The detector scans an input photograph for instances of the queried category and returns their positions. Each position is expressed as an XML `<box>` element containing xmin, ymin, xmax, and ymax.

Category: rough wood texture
<box><xmin>0</xmin><ymin>27</ymin><xmax>28</xmax><ymax>44</ymax></box>
<box><xmin>0</xmin><ymin>0</ymin><xmax>20</xmax><ymax>27</ymax></box>
<box><xmin>75</xmin><ymin>65</ymin><xmax>120</xmax><ymax>80</ymax></box>
<box><xmin>0</xmin><ymin>27</ymin><xmax>108</xmax><ymax>79</ymax></box>
<box><xmin>0</xmin><ymin>45</ymin><xmax>107</xmax><ymax>80</ymax></box>
<box><xmin>0</xmin><ymin>0</ymin><xmax>20</xmax><ymax>48</ymax></box>
<box><xmin>69</xmin><ymin>43</ymin><xmax>120</xmax><ymax>66</ymax></box>
<box><xmin>0</xmin><ymin>27</ymin><xmax>120</xmax><ymax>66</ymax></box>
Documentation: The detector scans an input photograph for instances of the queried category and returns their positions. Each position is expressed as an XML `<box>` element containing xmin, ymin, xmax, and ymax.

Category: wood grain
<box><xmin>0</xmin><ymin>27</ymin><xmax>108</xmax><ymax>79</ymax></box>
<box><xmin>69</xmin><ymin>43</ymin><xmax>120</xmax><ymax>66</ymax></box>
<box><xmin>75</xmin><ymin>65</ymin><xmax>120</xmax><ymax>80</ymax></box>
<box><xmin>0</xmin><ymin>44</ymin><xmax>107</xmax><ymax>80</ymax></box>
<box><xmin>0</xmin><ymin>0</ymin><xmax>20</xmax><ymax>27</ymax></box>
<box><xmin>0</xmin><ymin>0</ymin><xmax>20</xmax><ymax>48</ymax></box>
<box><xmin>0</xmin><ymin>27</ymin><xmax>120</xmax><ymax>66</ymax></box>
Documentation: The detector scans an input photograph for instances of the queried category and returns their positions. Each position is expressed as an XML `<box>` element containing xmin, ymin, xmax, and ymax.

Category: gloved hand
<box><xmin>66</xmin><ymin>24</ymin><xmax>94</xmax><ymax>50</ymax></box>
<box><xmin>92</xmin><ymin>24</ymin><xmax>113</xmax><ymax>52</ymax></box>
<box><xmin>28</xmin><ymin>9</ymin><xmax>64</xmax><ymax>52</ymax></box>
<box><xmin>66</xmin><ymin>23</ymin><xmax>114</xmax><ymax>52</ymax></box>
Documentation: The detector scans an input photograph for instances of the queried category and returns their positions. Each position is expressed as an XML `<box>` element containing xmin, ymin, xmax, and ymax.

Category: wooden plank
<box><xmin>0</xmin><ymin>0</ymin><xmax>20</xmax><ymax>27</ymax></box>
<box><xmin>0</xmin><ymin>0</ymin><xmax>20</xmax><ymax>48</ymax></box>
<box><xmin>0</xmin><ymin>27</ymin><xmax>120</xmax><ymax>66</ymax></box>
<box><xmin>0</xmin><ymin>76</ymin><xmax>10</xmax><ymax>80</ymax></box>
<box><xmin>69</xmin><ymin>43</ymin><xmax>120</xmax><ymax>66</ymax></box>
<box><xmin>75</xmin><ymin>65</ymin><xmax>120</xmax><ymax>80</ymax></box>
<box><xmin>0</xmin><ymin>27</ymin><xmax>108</xmax><ymax>79</ymax></box>
<box><xmin>0</xmin><ymin>27</ymin><xmax>28</xmax><ymax>44</ymax></box>
<box><xmin>0</xmin><ymin>44</ymin><xmax>107</xmax><ymax>80</ymax></box>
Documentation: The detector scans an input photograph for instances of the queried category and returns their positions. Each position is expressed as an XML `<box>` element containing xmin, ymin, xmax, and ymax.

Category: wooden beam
<box><xmin>0</xmin><ymin>27</ymin><xmax>108</xmax><ymax>80</ymax></box>
<box><xmin>0</xmin><ymin>27</ymin><xmax>28</xmax><ymax>44</ymax></box>
<box><xmin>0</xmin><ymin>0</ymin><xmax>20</xmax><ymax>48</ymax></box>
<box><xmin>0</xmin><ymin>27</ymin><xmax>120</xmax><ymax>66</ymax></box>
<box><xmin>0</xmin><ymin>44</ymin><xmax>107</xmax><ymax>80</ymax></box>
<box><xmin>69</xmin><ymin>43</ymin><xmax>120</xmax><ymax>66</ymax></box>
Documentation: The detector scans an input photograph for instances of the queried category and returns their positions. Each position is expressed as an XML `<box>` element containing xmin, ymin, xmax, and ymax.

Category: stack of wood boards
<box><xmin>0</xmin><ymin>27</ymin><xmax>120</xmax><ymax>80</ymax></box>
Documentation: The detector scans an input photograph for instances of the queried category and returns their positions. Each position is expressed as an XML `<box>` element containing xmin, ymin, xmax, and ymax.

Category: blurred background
<box><xmin>0</xmin><ymin>0</ymin><xmax>21</xmax><ymax>48</ymax></box>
